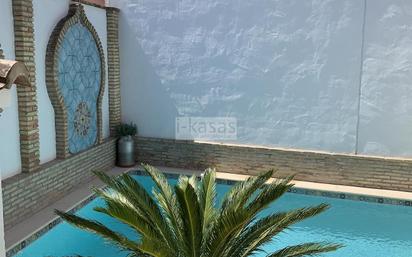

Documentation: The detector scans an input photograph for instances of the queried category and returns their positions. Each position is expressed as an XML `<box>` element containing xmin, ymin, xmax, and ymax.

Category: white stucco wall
<box><xmin>115</xmin><ymin>0</ymin><xmax>364</xmax><ymax>153</ymax></box>
<box><xmin>0</xmin><ymin>0</ymin><xmax>21</xmax><ymax>178</ymax></box>
<box><xmin>0</xmin><ymin>0</ymin><xmax>110</xmax><ymax>179</ymax></box>
<box><xmin>115</xmin><ymin>0</ymin><xmax>412</xmax><ymax>157</ymax></box>
<box><xmin>358</xmin><ymin>0</ymin><xmax>412</xmax><ymax>157</ymax></box>
<box><xmin>0</xmin><ymin>169</ymin><xmax>5</xmax><ymax>257</ymax></box>
<box><xmin>3</xmin><ymin>0</ymin><xmax>412</xmax><ymax>180</ymax></box>
<box><xmin>0</xmin><ymin>2</ymin><xmax>16</xmax><ymax>255</ymax></box>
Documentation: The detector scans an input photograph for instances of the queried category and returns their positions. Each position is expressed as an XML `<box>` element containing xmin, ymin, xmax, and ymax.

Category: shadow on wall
<box><xmin>120</xmin><ymin>13</ymin><xmax>178</xmax><ymax>139</ymax></box>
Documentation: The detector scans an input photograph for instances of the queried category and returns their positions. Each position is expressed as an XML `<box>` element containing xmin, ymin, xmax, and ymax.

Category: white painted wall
<box><xmin>3</xmin><ymin>0</ymin><xmax>412</xmax><ymax>180</ymax></box>
<box><xmin>0</xmin><ymin>170</ymin><xmax>5</xmax><ymax>257</ymax></box>
<box><xmin>0</xmin><ymin>0</ymin><xmax>110</xmax><ymax>179</ymax></box>
<box><xmin>115</xmin><ymin>0</ymin><xmax>364</xmax><ymax>153</ymax></box>
<box><xmin>358</xmin><ymin>0</ymin><xmax>412</xmax><ymax>157</ymax></box>
<box><xmin>0</xmin><ymin>0</ymin><xmax>21</xmax><ymax>178</ymax></box>
<box><xmin>0</xmin><ymin>1</ymin><xmax>15</xmax><ymax>254</ymax></box>
<box><xmin>115</xmin><ymin>0</ymin><xmax>412</xmax><ymax>157</ymax></box>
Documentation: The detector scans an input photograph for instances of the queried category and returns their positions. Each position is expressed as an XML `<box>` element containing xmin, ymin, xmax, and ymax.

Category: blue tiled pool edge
<box><xmin>6</xmin><ymin>194</ymin><xmax>97</xmax><ymax>257</ymax></box>
<box><xmin>7</xmin><ymin>169</ymin><xmax>412</xmax><ymax>257</ymax></box>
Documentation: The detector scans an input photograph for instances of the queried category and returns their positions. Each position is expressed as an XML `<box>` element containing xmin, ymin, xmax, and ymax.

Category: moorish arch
<box><xmin>46</xmin><ymin>3</ymin><xmax>106</xmax><ymax>158</ymax></box>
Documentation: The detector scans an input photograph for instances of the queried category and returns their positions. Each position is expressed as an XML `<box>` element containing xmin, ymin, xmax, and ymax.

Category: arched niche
<box><xmin>46</xmin><ymin>3</ymin><xmax>105</xmax><ymax>158</ymax></box>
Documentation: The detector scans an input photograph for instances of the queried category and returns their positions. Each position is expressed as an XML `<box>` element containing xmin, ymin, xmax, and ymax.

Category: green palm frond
<box><xmin>56</xmin><ymin>165</ymin><xmax>342</xmax><ymax>257</ymax></box>
<box><xmin>267</xmin><ymin>243</ymin><xmax>342</xmax><ymax>257</ymax></box>
<box><xmin>227</xmin><ymin>204</ymin><xmax>330</xmax><ymax>257</ymax></box>
<box><xmin>91</xmin><ymin>171</ymin><xmax>177</xmax><ymax>254</ymax></box>
<box><xmin>175</xmin><ymin>176</ymin><xmax>203</xmax><ymax>257</ymax></box>
<box><xmin>221</xmin><ymin>169</ymin><xmax>273</xmax><ymax>212</ymax></box>
<box><xmin>55</xmin><ymin>210</ymin><xmax>142</xmax><ymax>254</ymax></box>
<box><xmin>198</xmin><ymin>168</ymin><xmax>217</xmax><ymax>235</ymax></box>
<box><xmin>142</xmin><ymin>164</ymin><xmax>185</xmax><ymax>242</ymax></box>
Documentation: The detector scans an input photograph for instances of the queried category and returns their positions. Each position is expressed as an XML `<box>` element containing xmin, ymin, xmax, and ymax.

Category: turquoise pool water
<box><xmin>14</xmin><ymin>175</ymin><xmax>412</xmax><ymax>257</ymax></box>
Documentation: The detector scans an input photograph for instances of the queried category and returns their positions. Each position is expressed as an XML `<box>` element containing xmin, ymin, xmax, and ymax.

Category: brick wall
<box><xmin>2</xmin><ymin>138</ymin><xmax>116</xmax><ymax>230</ymax></box>
<box><xmin>136</xmin><ymin>137</ymin><xmax>412</xmax><ymax>192</ymax></box>
<box><xmin>12</xmin><ymin>0</ymin><xmax>40</xmax><ymax>172</ymax></box>
<box><xmin>2</xmin><ymin>0</ymin><xmax>121</xmax><ymax>231</ymax></box>
<box><xmin>106</xmin><ymin>7</ymin><xmax>121</xmax><ymax>136</ymax></box>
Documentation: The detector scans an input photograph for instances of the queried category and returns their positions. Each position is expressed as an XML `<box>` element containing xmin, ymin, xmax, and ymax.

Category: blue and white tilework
<box><xmin>57</xmin><ymin>23</ymin><xmax>101</xmax><ymax>154</ymax></box>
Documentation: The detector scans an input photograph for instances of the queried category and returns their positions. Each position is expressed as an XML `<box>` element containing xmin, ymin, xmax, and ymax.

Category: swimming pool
<box><xmin>13</xmin><ymin>174</ymin><xmax>412</xmax><ymax>257</ymax></box>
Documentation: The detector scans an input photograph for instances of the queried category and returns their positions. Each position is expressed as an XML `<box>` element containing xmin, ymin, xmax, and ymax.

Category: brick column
<box><xmin>12</xmin><ymin>0</ymin><xmax>40</xmax><ymax>172</ymax></box>
<box><xmin>106</xmin><ymin>7</ymin><xmax>122</xmax><ymax>136</ymax></box>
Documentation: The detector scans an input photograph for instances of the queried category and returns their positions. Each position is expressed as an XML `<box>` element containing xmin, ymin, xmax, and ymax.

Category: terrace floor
<box><xmin>6</xmin><ymin>165</ymin><xmax>412</xmax><ymax>252</ymax></box>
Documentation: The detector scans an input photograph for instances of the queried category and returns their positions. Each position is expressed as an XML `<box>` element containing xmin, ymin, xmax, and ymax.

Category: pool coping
<box><xmin>5</xmin><ymin>194</ymin><xmax>98</xmax><ymax>257</ymax></box>
<box><xmin>6</xmin><ymin>166</ymin><xmax>412</xmax><ymax>256</ymax></box>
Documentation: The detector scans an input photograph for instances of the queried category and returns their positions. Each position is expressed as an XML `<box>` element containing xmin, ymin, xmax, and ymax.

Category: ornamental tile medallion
<box><xmin>46</xmin><ymin>4</ymin><xmax>105</xmax><ymax>156</ymax></box>
<box><xmin>74</xmin><ymin>101</ymin><xmax>92</xmax><ymax>137</ymax></box>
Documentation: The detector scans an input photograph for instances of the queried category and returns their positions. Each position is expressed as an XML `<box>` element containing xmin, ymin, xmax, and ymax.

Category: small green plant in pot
<box><xmin>116</xmin><ymin>122</ymin><xmax>137</xmax><ymax>167</ymax></box>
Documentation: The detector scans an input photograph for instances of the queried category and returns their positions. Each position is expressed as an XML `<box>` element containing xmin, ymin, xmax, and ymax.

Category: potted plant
<box><xmin>116</xmin><ymin>122</ymin><xmax>137</xmax><ymax>167</ymax></box>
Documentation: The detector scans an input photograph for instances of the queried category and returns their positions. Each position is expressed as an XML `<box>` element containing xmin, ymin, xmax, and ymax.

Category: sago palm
<box><xmin>56</xmin><ymin>164</ymin><xmax>341</xmax><ymax>257</ymax></box>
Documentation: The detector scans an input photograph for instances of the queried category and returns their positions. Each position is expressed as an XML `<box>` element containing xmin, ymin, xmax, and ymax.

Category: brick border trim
<box><xmin>106</xmin><ymin>7</ymin><xmax>121</xmax><ymax>136</ymax></box>
<box><xmin>45</xmin><ymin>3</ymin><xmax>106</xmax><ymax>158</ymax></box>
<box><xmin>136</xmin><ymin>137</ymin><xmax>412</xmax><ymax>193</ymax></box>
<box><xmin>12</xmin><ymin>0</ymin><xmax>40</xmax><ymax>172</ymax></box>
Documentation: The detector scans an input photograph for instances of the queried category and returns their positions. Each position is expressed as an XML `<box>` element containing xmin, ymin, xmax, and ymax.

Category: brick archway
<box><xmin>46</xmin><ymin>3</ymin><xmax>106</xmax><ymax>158</ymax></box>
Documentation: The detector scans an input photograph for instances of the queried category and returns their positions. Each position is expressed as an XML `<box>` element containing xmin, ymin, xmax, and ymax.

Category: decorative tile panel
<box><xmin>57</xmin><ymin>23</ymin><xmax>101</xmax><ymax>153</ymax></box>
<box><xmin>46</xmin><ymin>4</ymin><xmax>105</xmax><ymax>157</ymax></box>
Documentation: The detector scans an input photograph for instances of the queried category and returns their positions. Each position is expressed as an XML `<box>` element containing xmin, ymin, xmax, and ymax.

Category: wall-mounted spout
<box><xmin>0</xmin><ymin>60</ymin><xmax>31</xmax><ymax>90</ymax></box>
<box><xmin>0</xmin><ymin>60</ymin><xmax>31</xmax><ymax>117</ymax></box>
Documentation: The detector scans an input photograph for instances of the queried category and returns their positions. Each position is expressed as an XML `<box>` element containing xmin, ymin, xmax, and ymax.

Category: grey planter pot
<box><xmin>117</xmin><ymin>135</ymin><xmax>136</xmax><ymax>167</ymax></box>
